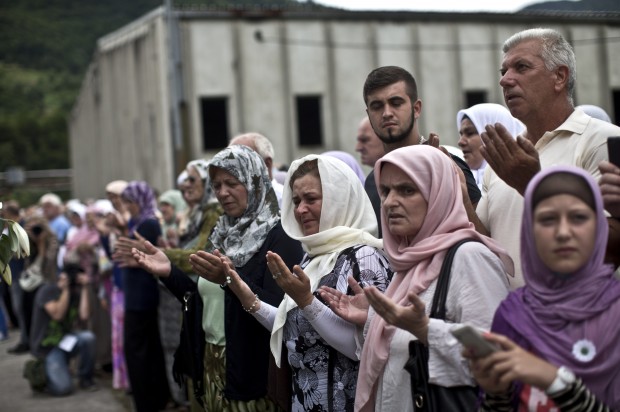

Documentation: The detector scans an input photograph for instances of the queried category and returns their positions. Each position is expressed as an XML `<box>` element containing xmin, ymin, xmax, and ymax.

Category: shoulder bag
<box><xmin>403</xmin><ymin>239</ymin><xmax>479</xmax><ymax>412</ymax></box>
<box><xmin>19</xmin><ymin>255</ymin><xmax>45</xmax><ymax>292</ymax></box>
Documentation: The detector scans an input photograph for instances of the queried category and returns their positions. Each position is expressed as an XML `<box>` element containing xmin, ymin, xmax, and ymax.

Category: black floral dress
<box><xmin>283</xmin><ymin>245</ymin><xmax>392</xmax><ymax>412</ymax></box>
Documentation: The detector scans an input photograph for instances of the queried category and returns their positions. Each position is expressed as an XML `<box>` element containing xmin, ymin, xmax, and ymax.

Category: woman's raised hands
<box><xmin>319</xmin><ymin>276</ymin><xmax>369</xmax><ymax>327</ymax></box>
<box><xmin>131</xmin><ymin>240</ymin><xmax>172</xmax><ymax>277</ymax></box>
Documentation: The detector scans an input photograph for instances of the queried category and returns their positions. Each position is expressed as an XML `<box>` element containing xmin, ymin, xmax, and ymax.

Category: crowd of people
<box><xmin>1</xmin><ymin>27</ymin><xmax>620</xmax><ymax>412</ymax></box>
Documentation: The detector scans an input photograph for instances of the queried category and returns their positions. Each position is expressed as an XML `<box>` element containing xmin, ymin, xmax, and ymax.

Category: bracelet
<box><xmin>243</xmin><ymin>294</ymin><xmax>260</xmax><ymax>313</ymax></box>
<box><xmin>219</xmin><ymin>275</ymin><xmax>232</xmax><ymax>289</ymax></box>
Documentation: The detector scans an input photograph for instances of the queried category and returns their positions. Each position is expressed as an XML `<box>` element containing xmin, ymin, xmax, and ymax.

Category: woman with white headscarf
<box><xmin>157</xmin><ymin>189</ymin><xmax>187</xmax><ymax>249</ymax></box>
<box><xmin>456</xmin><ymin>103</ymin><xmax>525</xmax><ymax>189</ymax></box>
<box><xmin>223</xmin><ymin>154</ymin><xmax>393</xmax><ymax>411</ymax></box>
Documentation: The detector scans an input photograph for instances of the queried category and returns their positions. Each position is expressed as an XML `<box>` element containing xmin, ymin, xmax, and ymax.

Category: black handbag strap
<box><xmin>429</xmin><ymin>239</ymin><xmax>477</xmax><ymax>320</ymax></box>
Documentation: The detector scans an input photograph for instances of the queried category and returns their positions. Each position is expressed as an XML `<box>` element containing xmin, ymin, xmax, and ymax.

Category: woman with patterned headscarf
<box><xmin>164</xmin><ymin>159</ymin><xmax>223</xmax><ymax>274</ymax></box>
<box><xmin>131</xmin><ymin>146</ymin><xmax>303</xmax><ymax>411</ymax></box>
<box><xmin>174</xmin><ymin>159</ymin><xmax>222</xmax><ymax>254</ymax></box>
<box><xmin>117</xmin><ymin>181</ymin><xmax>170</xmax><ymax>412</ymax></box>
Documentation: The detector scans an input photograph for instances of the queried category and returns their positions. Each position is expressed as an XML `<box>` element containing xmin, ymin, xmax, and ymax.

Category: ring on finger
<box><xmin>272</xmin><ymin>271</ymin><xmax>282</xmax><ymax>280</ymax></box>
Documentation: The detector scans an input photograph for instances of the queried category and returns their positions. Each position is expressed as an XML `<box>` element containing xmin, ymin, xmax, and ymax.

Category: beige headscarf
<box><xmin>105</xmin><ymin>180</ymin><xmax>128</xmax><ymax>195</ymax></box>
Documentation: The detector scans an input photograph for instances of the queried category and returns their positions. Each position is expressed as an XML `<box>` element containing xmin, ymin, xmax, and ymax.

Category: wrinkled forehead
<box><xmin>502</xmin><ymin>39</ymin><xmax>542</xmax><ymax>67</ymax></box>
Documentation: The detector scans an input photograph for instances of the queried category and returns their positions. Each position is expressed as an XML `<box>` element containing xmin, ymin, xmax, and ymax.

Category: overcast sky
<box><xmin>308</xmin><ymin>0</ymin><xmax>577</xmax><ymax>12</ymax></box>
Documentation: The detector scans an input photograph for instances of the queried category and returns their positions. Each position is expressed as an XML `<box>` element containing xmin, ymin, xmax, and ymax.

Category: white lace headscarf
<box><xmin>270</xmin><ymin>154</ymin><xmax>383</xmax><ymax>365</ymax></box>
<box><xmin>182</xmin><ymin>159</ymin><xmax>216</xmax><ymax>247</ymax></box>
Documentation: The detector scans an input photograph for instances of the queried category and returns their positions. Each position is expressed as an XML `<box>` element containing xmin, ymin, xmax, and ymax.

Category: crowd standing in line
<box><xmin>1</xmin><ymin>25</ymin><xmax>619</xmax><ymax>412</ymax></box>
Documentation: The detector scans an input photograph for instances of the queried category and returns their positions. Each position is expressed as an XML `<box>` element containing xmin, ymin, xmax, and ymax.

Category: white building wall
<box><xmin>69</xmin><ymin>9</ymin><xmax>173</xmax><ymax>199</ymax></box>
<box><xmin>184</xmin><ymin>21</ymin><xmax>237</xmax><ymax>159</ymax></box>
<box><xmin>238</xmin><ymin>22</ymin><xmax>290</xmax><ymax>154</ymax></box>
<box><xmin>285</xmin><ymin>21</ymin><xmax>332</xmax><ymax>160</ymax></box>
<box><xmin>70</xmin><ymin>10</ymin><xmax>620</xmax><ymax>199</ymax></box>
<box><xmin>607</xmin><ymin>27</ymin><xmax>620</xmax><ymax>87</ymax></box>
<box><xmin>573</xmin><ymin>26</ymin><xmax>606</xmax><ymax>106</ymax></box>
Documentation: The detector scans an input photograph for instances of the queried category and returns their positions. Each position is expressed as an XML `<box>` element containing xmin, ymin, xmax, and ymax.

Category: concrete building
<box><xmin>69</xmin><ymin>5</ymin><xmax>620</xmax><ymax>199</ymax></box>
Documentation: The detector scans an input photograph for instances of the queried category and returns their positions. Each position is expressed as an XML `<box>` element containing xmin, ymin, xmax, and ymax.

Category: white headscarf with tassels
<box><xmin>270</xmin><ymin>154</ymin><xmax>383</xmax><ymax>365</ymax></box>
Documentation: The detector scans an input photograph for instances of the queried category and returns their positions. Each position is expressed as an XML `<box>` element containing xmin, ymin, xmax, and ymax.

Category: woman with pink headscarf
<box><xmin>321</xmin><ymin>145</ymin><xmax>513</xmax><ymax>411</ymax></box>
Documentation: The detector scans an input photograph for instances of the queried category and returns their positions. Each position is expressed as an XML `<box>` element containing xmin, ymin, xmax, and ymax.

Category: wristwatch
<box><xmin>545</xmin><ymin>366</ymin><xmax>576</xmax><ymax>395</ymax></box>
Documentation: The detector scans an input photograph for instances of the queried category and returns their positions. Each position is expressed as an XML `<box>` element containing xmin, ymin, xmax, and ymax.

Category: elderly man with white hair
<box><xmin>229</xmin><ymin>132</ymin><xmax>284</xmax><ymax>207</ymax></box>
<box><xmin>39</xmin><ymin>193</ymin><xmax>71</xmax><ymax>245</ymax></box>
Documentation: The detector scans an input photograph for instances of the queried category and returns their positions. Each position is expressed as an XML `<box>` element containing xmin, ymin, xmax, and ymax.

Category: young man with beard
<box><xmin>362</xmin><ymin>66</ymin><xmax>480</xmax><ymax>237</ymax></box>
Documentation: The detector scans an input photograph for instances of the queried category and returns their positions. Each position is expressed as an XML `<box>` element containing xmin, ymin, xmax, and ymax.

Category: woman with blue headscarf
<box><xmin>118</xmin><ymin>181</ymin><xmax>170</xmax><ymax>412</ymax></box>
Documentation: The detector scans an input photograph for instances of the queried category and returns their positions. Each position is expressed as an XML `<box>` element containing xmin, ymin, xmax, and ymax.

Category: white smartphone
<box><xmin>450</xmin><ymin>324</ymin><xmax>498</xmax><ymax>357</ymax></box>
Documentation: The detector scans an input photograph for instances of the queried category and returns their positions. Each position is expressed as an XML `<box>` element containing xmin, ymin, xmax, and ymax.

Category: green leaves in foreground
<box><xmin>0</xmin><ymin>212</ymin><xmax>30</xmax><ymax>285</ymax></box>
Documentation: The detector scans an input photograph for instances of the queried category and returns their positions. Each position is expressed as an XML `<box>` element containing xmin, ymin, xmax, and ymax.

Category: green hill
<box><xmin>0</xmin><ymin>0</ymin><xmax>319</xmax><ymax>176</ymax></box>
<box><xmin>0</xmin><ymin>0</ymin><xmax>164</xmax><ymax>173</ymax></box>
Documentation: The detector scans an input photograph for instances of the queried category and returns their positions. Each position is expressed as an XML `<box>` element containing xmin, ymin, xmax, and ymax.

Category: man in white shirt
<box><xmin>469</xmin><ymin>28</ymin><xmax>620</xmax><ymax>288</ymax></box>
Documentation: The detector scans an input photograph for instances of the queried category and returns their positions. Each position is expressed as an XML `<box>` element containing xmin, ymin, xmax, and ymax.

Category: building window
<box><xmin>200</xmin><ymin>97</ymin><xmax>229</xmax><ymax>150</ymax></box>
<box><xmin>296</xmin><ymin>95</ymin><xmax>323</xmax><ymax>146</ymax></box>
<box><xmin>464</xmin><ymin>90</ymin><xmax>487</xmax><ymax>108</ymax></box>
<box><xmin>612</xmin><ymin>89</ymin><xmax>620</xmax><ymax>125</ymax></box>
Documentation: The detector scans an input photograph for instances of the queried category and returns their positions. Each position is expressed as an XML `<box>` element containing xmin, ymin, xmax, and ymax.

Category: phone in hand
<box><xmin>609</xmin><ymin>136</ymin><xmax>620</xmax><ymax>168</ymax></box>
<box><xmin>450</xmin><ymin>324</ymin><xmax>498</xmax><ymax>357</ymax></box>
